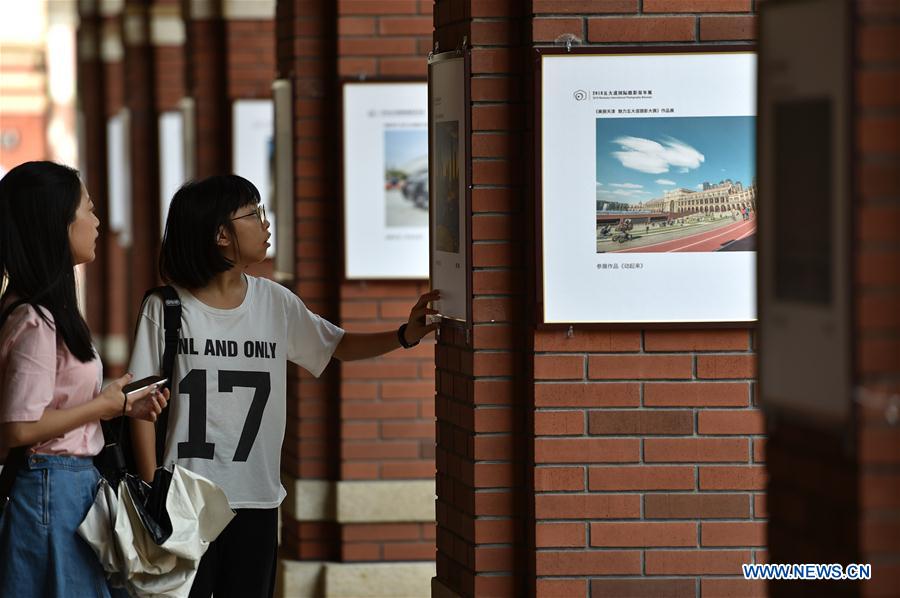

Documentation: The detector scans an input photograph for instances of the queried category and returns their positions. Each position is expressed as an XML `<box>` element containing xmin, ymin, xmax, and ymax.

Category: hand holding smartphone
<box><xmin>123</xmin><ymin>375</ymin><xmax>168</xmax><ymax>397</ymax></box>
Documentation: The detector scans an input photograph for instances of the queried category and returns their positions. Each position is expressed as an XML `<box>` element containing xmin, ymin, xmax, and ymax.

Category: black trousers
<box><xmin>188</xmin><ymin>508</ymin><xmax>278</xmax><ymax>598</ymax></box>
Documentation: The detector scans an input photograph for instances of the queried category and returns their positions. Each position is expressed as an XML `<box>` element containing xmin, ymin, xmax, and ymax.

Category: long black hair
<box><xmin>160</xmin><ymin>174</ymin><xmax>260</xmax><ymax>288</ymax></box>
<box><xmin>0</xmin><ymin>161</ymin><xmax>96</xmax><ymax>362</ymax></box>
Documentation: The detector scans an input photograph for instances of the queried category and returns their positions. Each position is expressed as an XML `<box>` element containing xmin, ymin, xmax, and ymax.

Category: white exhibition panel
<box><xmin>106</xmin><ymin>109</ymin><xmax>131</xmax><ymax>247</ymax></box>
<box><xmin>342</xmin><ymin>82</ymin><xmax>429</xmax><ymax>279</ymax></box>
<box><xmin>429</xmin><ymin>55</ymin><xmax>468</xmax><ymax>323</ymax></box>
<box><xmin>232</xmin><ymin>99</ymin><xmax>275</xmax><ymax>257</ymax></box>
<box><xmin>541</xmin><ymin>52</ymin><xmax>757</xmax><ymax>324</ymax></box>
<box><xmin>158</xmin><ymin>111</ymin><xmax>184</xmax><ymax>237</ymax></box>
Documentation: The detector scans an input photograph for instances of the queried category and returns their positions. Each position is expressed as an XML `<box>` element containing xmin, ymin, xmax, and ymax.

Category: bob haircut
<box><xmin>0</xmin><ymin>161</ymin><xmax>95</xmax><ymax>362</ymax></box>
<box><xmin>160</xmin><ymin>174</ymin><xmax>261</xmax><ymax>288</ymax></box>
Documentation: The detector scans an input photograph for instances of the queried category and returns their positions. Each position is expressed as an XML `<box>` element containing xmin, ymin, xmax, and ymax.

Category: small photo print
<box><xmin>384</xmin><ymin>128</ymin><xmax>429</xmax><ymax>228</ymax></box>
<box><xmin>595</xmin><ymin>116</ymin><xmax>756</xmax><ymax>254</ymax></box>
<box><xmin>434</xmin><ymin>120</ymin><xmax>460</xmax><ymax>253</ymax></box>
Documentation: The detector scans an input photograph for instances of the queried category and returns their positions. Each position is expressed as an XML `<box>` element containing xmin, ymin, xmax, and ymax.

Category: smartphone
<box><xmin>123</xmin><ymin>375</ymin><xmax>168</xmax><ymax>397</ymax></box>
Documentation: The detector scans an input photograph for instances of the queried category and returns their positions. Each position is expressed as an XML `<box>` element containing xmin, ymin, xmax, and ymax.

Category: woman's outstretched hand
<box><xmin>403</xmin><ymin>290</ymin><xmax>441</xmax><ymax>345</ymax></box>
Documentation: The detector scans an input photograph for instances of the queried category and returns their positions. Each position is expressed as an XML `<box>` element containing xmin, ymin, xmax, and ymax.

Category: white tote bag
<box><xmin>78</xmin><ymin>464</ymin><xmax>234</xmax><ymax>598</ymax></box>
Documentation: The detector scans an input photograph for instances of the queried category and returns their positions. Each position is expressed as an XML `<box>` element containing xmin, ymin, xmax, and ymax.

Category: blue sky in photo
<box><xmin>385</xmin><ymin>129</ymin><xmax>428</xmax><ymax>172</ymax></box>
<box><xmin>595</xmin><ymin>116</ymin><xmax>755</xmax><ymax>205</ymax></box>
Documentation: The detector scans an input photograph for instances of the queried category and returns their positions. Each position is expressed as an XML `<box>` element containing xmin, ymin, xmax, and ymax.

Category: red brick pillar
<box><xmin>97</xmin><ymin>2</ymin><xmax>130</xmax><ymax>377</ymax></box>
<box><xmin>183</xmin><ymin>0</ymin><xmax>229</xmax><ymax>177</ymax></box>
<box><xmin>123</xmin><ymin>0</ymin><xmax>161</xmax><ymax>319</ymax></box>
<box><xmin>278</xmin><ymin>0</ymin><xmax>343</xmax><ymax>569</ymax></box>
<box><xmin>151</xmin><ymin>0</ymin><xmax>186</xmax><ymax>115</ymax></box>
<box><xmin>855</xmin><ymin>1</ymin><xmax>899</xmax><ymax>596</ymax></box>
<box><xmin>433</xmin><ymin>1</ymin><xmax>530</xmax><ymax>596</ymax></box>
<box><xmin>277</xmin><ymin>1</ymin><xmax>439</xmax><ymax>593</ymax></box>
<box><xmin>76</xmin><ymin>4</ymin><xmax>109</xmax><ymax>335</ymax></box>
<box><xmin>335</xmin><ymin>0</ymin><xmax>437</xmax><ymax>568</ymax></box>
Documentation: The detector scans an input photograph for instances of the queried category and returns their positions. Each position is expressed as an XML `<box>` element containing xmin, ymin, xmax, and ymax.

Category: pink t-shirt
<box><xmin>0</xmin><ymin>303</ymin><xmax>104</xmax><ymax>458</ymax></box>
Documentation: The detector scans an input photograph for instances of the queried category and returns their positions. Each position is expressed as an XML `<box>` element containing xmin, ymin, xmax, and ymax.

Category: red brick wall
<box><xmin>154</xmin><ymin>43</ymin><xmax>185</xmax><ymax>111</ymax></box>
<box><xmin>337</xmin><ymin>1</ymin><xmax>433</xmax><ymax>78</ymax></box>
<box><xmin>336</xmin><ymin>0</ymin><xmax>437</xmax><ymax>563</ymax></box>
<box><xmin>280</xmin><ymin>0</ymin><xmax>342</xmax><ymax>562</ymax></box>
<box><xmin>855</xmin><ymin>1</ymin><xmax>900</xmax><ymax>596</ymax></box>
<box><xmin>124</xmin><ymin>2</ymin><xmax>161</xmax><ymax>326</ymax></box>
<box><xmin>534</xmin><ymin>330</ymin><xmax>764</xmax><ymax>597</ymax></box>
<box><xmin>226</xmin><ymin>19</ymin><xmax>276</xmax><ymax>99</ymax></box>
<box><xmin>432</xmin><ymin>1</ymin><xmax>764</xmax><ymax>597</ymax></box>
<box><xmin>531</xmin><ymin>4</ymin><xmax>761</xmax><ymax>594</ymax></box>
<box><xmin>101</xmin><ymin>13</ymin><xmax>130</xmax><ymax>377</ymax></box>
<box><xmin>185</xmin><ymin>15</ymin><xmax>229</xmax><ymax>177</ymax></box>
<box><xmin>77</xmin><ymin>13</ymin><xmax>109</xmax><ymax>335</ymax></box>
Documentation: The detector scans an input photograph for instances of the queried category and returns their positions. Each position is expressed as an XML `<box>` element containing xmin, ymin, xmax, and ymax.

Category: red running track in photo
<box><xmin>615</xmin><ymin>216</ymin><xmax>756</xmax><ymax>253</ymax></box>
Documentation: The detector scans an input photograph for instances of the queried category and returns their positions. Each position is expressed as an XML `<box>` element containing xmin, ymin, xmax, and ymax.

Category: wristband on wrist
<box><xmin>397</xmin><ymin>323</ymin><xmax>419</xmax><ymax>349</ymax></box>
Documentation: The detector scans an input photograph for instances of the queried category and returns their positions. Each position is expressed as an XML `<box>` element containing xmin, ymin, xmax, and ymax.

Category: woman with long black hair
<box><xmin>0</xmin><ymin>161</ymin><xmax>169</xmax><ymax>596</ymax></box>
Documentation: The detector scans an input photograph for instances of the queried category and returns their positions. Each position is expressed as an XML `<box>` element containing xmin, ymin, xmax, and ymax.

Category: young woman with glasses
<box><xmin>128</xmin><ymin>174</ymin><xmax>438</xmax><ymax>598</ymax></box>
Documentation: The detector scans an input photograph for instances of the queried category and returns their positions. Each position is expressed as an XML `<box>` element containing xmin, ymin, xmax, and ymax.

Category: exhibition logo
<box><xmin>573</xmin><ymin>90</ymin><xmax>588</xmax><ymax>101</ymax></box>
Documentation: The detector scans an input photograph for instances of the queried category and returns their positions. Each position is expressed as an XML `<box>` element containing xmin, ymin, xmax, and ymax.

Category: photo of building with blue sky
<box><xmin>595</xmin><ymin>116</ymin><xmax>755</xmax><ymax>208</ymax></box>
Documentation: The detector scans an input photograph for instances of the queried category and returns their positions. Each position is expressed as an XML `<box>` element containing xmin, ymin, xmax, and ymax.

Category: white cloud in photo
<box><xmin>610</xmin><ymin>183</ymin><xmax>643</xmax><ymax>189</ymax></box>
<box><xmin>655</xmin><ymin>179</ymin><xmax>676</xmax><ymax>186</ymax></box>
<box><xmin>611</xmin><ymin>136</ymin><xmax>705</xmax><ymax>174</ymax></box>
<box><xmin>697</xmin><ymin>184</ymin><xmax>704</xmax><ymax>189</ymax></box>
<box><xmin>596</xmin><ymin>182</ymin><xmax>603</xmax><ymax>187</ymax></box>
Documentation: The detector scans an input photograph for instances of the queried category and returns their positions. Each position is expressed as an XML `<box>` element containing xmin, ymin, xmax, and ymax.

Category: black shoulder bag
<box><xmin>94</xmin><ymin>285</ymin><xmax>182</xmax><ymax>486</ymax></box>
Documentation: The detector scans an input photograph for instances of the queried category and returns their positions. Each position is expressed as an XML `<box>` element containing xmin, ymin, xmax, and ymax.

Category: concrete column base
<box><xmin>277</xmin><ymin>560</ymin><xmax>436</xmax><ymax>597</ymax></box>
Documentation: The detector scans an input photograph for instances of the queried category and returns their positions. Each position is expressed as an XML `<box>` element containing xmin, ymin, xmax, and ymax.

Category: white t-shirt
<box><xmin>128</xmin><ymin>275</ymin><xmax>344</xmax><ymax>508</ymax></box>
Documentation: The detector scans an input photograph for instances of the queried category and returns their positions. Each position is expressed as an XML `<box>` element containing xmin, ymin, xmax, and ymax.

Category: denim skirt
<box><xmin>0</xmin><ymin>454</ymin><xmax>120</xmax><ymax>597</ymax></box>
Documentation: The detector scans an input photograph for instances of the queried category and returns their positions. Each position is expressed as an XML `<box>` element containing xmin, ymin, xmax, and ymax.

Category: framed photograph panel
<box><xmin>342</xmin><ymin>82</ymin><xmax>429</xmax><ymax>279</ymax></box>
<box><xmin>538</xmin><ymin>47</ymin><xmax>757</xmax><ymax>325</ymax></box>
<box><xmin>233</xmin><ymin>99</ymin><xmax>275</xmax><ymax>258</ymax></box>
<box><xmin>758</xmin><ymin>0</ymin><xmax>852</xmax><ymax>425</ymax></box>
<box><xmin>158</xmin><ymin>110</ymin><xmax>184</xmax><ymax>237</ymax></box>
<box><xmin>107</xmin><ymin>108</ymin><xmax>131</xmax><ymax>247</ymax></box>
<box><xmin>272</xmin><ymin>79</ymin><xmax>295</xmax><ymax>282</ymax></box>
<box><xmin>429</xmin><ymin>51</ymin><xmax>471</xmax><ymax>325</ymax></box>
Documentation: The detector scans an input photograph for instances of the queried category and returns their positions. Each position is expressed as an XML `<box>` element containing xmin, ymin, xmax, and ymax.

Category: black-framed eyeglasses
<box><xmin>230</xmin><ymin>204</ymin><xmax>266</xmax><ymax>224</ymax></box>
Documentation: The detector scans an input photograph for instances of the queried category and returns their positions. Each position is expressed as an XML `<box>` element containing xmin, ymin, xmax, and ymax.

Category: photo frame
<box><xmin>428</xmin><ymin>50</ymin><xmax>472</xmax><ymax>326</ymax></box>
<box><xmin>232</xmin><ymin>99</ymin><xmax>275</xmax><ymax>258</ymax></box>
<box><xmin>107</xmin><ymin>108</ymin><xmax>131</xmax><ymax>247</ymax></box>
<box><xmin>272</xmin><ymin>79</ymin><xmax>294</xmax><ymax>282</ymax></box>
<box><xmin>342</xmin><ymin>81</ymin><xmax>430</xmax><ymax>280</ymax></box>
<box><xmin>758</xmin><ymin>0</ymin><xmax>852</xmax><ymax>425</ymax></box>
<box><xmin>158</xmin><ymin>110</ymin><xmax>184</xmax><ymax>237</ymax></box>
<box><xmin>536</xmin><ymin>47</ymin><xmax>757</xmax><ymax>326</ymax></box>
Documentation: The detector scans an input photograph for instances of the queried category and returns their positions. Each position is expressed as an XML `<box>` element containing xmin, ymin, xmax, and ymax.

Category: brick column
<box><xmin>433</xmin><ymin>1</ymin><xmax>530</xmax><ymax>596</ymax></box>
<box><xmin>278</xmin><ymin>0</ymin><xmax>343</xmax><ymax>570</ymax></box>
<box><xmin>76</xmin><ymin>4</ymin><xmax>109</xmax><ymax>335</ymax></box>
<box><xmin>856</xmin><ymin>2</ymin><xmax>900</xmax><ymax>593</ymax></box>
<box><xmin>277</xmin><ymin>1</ymin><xmax>439</xmax><ymax>594</ymax></box>
<box><xmin>151</xmin><ymin>0</ymin><xmax>186</xmax><ymax>114</ymax></box>
<box><xmin>183</xmin><ymin>0</ymin><xmax>229</xmax><ymax>177</ymax></box>
<box><xmin>123</xmin><ymin>0</ymin><xmax>161</xmax><ymax>321</ymax></box>
<box><xmin>98</xmin><ymin>2</ymin><xmax>130</xmax><ymax>377</ymax></box>
<box><xmin>336</xmin><ymin>0</ymin><xmax>437</xmax><ymax>567</ymax></box>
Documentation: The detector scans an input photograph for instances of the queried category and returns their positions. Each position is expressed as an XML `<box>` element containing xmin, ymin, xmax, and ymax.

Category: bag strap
<box><xmin>142</xmin><ymin>285</ymin><xmax>182</xmax><ymax>466</ymax></box>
